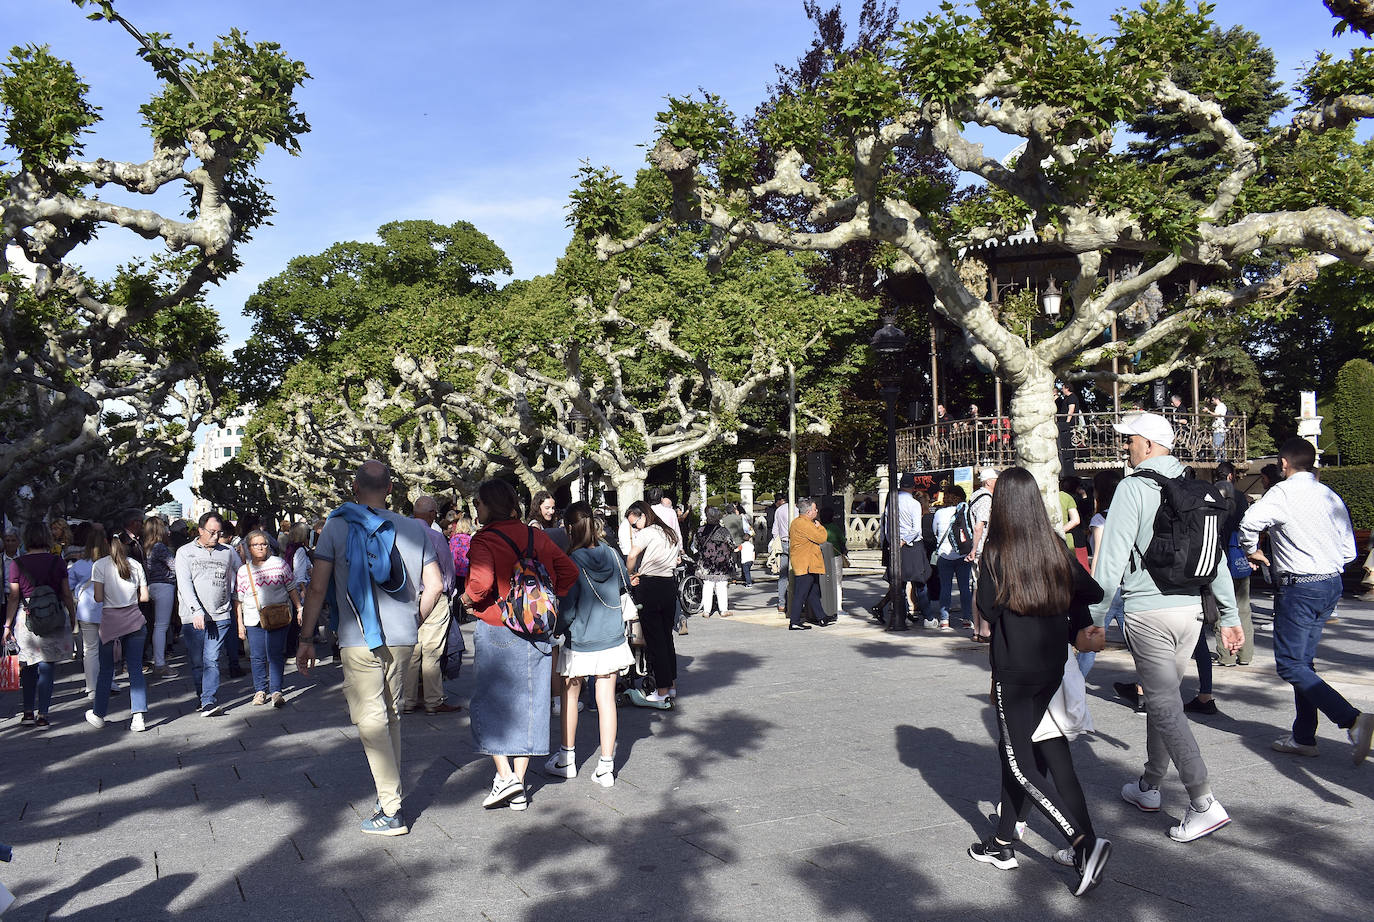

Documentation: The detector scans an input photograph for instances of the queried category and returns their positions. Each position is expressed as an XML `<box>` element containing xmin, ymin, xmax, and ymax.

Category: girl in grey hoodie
<box><xmin>545</xmin><ymin>502</ymin><xmax>634</xmax><ymax>787</ymax></box>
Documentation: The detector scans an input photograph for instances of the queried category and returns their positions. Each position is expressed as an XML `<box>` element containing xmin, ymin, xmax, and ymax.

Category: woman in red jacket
<box><xmin>459</xmin><ymin>479</ymin><xmax>578</xmax><ymax>812</ymax></box>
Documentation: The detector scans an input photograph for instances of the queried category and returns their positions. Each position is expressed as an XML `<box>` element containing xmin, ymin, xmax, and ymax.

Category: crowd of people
<box><xmin>5</xmin><ymin>416</ymin><xmax>1371</xmax><ymax>896</ymax></box>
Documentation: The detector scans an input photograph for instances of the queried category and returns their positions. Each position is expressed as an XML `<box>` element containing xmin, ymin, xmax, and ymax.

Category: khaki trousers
<box><xmin>340</xmin><ymin>644</ymin><xmax>411</xmax><ymax>816</ymax></box>
<box><xmin>404</xmin><ymin>595</ymin><xmax>452</xmax><ymax>710</ymax></box>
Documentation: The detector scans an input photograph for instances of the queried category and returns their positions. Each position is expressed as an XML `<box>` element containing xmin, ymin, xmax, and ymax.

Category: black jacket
<box><xmin>977</xmin><ymin>556</ymin><xmax>1103</xmax><ymax>685</ymax></box>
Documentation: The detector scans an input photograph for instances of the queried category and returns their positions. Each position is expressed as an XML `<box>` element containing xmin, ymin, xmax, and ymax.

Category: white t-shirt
<box><xmin>1212</xmin><ymin>402</ymin><xmax>1227</xmax><ymax>430</ymax></box>
<box><xmin>631</xmin><ymin>525</ymin><xmax>679</xmax><ymax>577</ymax></box>
<box><xmin>91</xmin><ymin>557</ymin><xmax>146</xmax><ymax>609</ymax></box>
<box><xmin>932</xmin><ymin>506</ymin><xmax>963</xmax><ymax>560</ymax></box>
<box><xmin>657</xmin><ymin>502</ymin><xmax>683</xmax><ymax>544</ymax></box>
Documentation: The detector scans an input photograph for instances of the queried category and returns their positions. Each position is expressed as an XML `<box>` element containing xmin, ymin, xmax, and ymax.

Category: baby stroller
<box><xmin>617</xmin><ymin>591</ymin><xmax>672</xmax><ymax>709</ymax></box>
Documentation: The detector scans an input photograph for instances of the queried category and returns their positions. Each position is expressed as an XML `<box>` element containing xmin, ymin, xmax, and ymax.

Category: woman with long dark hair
<box><xmin>967</xmin><ymin>467</ymin><xmax>1112</xmax><ymax>897</ymax></box>
<box><xmin>624</xmin><ymin>500</ymin><xmax>679</xmax><ymax>703</ymax></box>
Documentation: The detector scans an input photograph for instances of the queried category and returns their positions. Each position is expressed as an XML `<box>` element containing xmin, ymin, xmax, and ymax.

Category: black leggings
<box><xmin>993</xmin><ymin>679</ymin><xmax>1095</xmax><ymax>847</ymax></box>
<box><xmin>637</xmin><ymin>576</ymin><xmax>678</xmax><ymax>689</ymax></box>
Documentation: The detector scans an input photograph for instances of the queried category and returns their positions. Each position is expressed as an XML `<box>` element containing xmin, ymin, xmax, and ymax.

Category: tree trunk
<box><xmin>610</xmin><ymin>470</ymin><xmax>647</xmax><ymax>511</ymax></box>
<box><xmin>1008</xmin><ymin>365</ymin><xmax>1065</xmax><ymax>528</ymax></box>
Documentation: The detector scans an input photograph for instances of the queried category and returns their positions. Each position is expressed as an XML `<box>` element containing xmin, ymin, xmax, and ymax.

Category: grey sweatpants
<box><xmin>1124</xmin><ymin>604</ymin><xmax>1213</xmax><ymax>803</ymax></box>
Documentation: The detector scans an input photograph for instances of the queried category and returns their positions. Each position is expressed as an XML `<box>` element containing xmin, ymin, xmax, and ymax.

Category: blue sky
<box><xmin>3</xmin><ymin>0</ymin><xmax>1364</xmax><ymax>509</ymax></box>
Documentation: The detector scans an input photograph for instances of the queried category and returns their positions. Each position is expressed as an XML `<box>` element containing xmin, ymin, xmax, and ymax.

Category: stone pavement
<box><xmin>3</xmin><ymin>577</ymin><xmax>1373</xmax><ymax>921</ymax></box>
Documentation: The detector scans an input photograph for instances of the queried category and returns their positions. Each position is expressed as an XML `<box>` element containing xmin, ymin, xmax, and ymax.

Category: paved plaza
<box><xmin>3</xmin><ymin>576</ymin><xmax>1373</xmax><ymax>921</ymax></box>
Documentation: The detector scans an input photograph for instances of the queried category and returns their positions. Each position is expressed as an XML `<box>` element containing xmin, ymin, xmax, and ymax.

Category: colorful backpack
<box><xmin>492</xmin><ymin>527</ymin><xmax>558</xmax><ymax>641</ymax></box>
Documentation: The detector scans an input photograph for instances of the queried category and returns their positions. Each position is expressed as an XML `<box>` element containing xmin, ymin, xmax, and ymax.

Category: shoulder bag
<box><xmin>247</xmin><ymin>558</ymin><xmax>293</xmax><ymax>632</ymax></box>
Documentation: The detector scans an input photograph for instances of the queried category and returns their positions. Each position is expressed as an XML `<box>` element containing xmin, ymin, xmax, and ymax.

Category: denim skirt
<box><xmin>470</xmin><ymin>618</ymin><xmax>551</xmax><ymax>757</ymax></box>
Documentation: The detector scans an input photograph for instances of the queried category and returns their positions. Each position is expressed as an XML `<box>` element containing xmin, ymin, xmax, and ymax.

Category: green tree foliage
<box><xmin>230</xmin><ymin>220</ymin><xmax>511</xmax><ymax>404</ymax></box>
<box><xmin>1334</xmin><ymin>358</ymin><xmax>1374</xmax><ymax>463</ymax></box>
<box><xmin>590</xmin><ymin>0</ymin><xmax>1374</xmax><ymax>494</ymax></box>
<box><xmin>1</xmin><ymin>1</ymin><xmax>308</xmax><ymax>525</ymax></box>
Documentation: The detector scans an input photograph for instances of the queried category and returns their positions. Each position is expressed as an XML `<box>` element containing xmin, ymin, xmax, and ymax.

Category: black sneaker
<box><xmin>968</xmin><ymin>837</ymin><xmax>1018</xmax><ymax>870</ymax></box>
<box><xmin>1073</xmin><ymin>837</ymin><xmax>1112</xmax><ymax>896</ymax></box>
<box><xmin>1113</xmin><ymin>682</ymin><xmax>1139</xmax><ymax>708</ymax></box>
<box><xmin>1183</xmin><ymin>696</ymin><xmax>1218</xmax><ymax>715</ymax></box>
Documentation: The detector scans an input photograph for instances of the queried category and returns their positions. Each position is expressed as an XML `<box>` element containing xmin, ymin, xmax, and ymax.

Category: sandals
<box><xmin>972</xmin><ymin>634</ymin><xmax>991</xmax><ymax>643</ymax></box>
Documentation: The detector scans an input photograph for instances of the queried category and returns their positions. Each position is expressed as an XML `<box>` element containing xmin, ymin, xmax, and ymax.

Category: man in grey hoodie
<box><xmin>1092</xmin><ymin>413</ymin><xmax>1243</xmax><ymax>844</ymax></box>
<box><xmin>174</xmin><ymin>512</ymin><xmax>240</xmax><ymax>716</ymax></box>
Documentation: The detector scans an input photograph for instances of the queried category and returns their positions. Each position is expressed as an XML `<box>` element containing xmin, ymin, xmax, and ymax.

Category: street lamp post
<box><xmin>870</xmin><ymin>315</ymin><xmax>910</xmax><ymax>632</ymax></box>
<box><xmin>569</xmin><ymin>408</ymin><xmax>589</xmax><ymax>504</ymax></box>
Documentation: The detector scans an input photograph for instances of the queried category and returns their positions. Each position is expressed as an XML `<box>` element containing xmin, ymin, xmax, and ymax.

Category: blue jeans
<box><xmin>935</xmin><ymin>556</ymin><xmax>973</xmax><ymax>625</ymax></box>
<box><xmin>20</xmin><ymin>661</ymin><xmax>55</xmax><ymax>716</ymax></box>
<box><xmin>1272</xmin><ymin>576</ymin><xmax>1358</xmax><ymax>745</ymax></box>
<box><xmin>186</xmin><ymin>618</ymin><xmax>230</xmax><ymax>706</ymax></box>
<box><xmin>246</xmin><ymin>624</ymin><xmax>288</xmax><ymax>695</ymax></box>
<box><xmin>777</xmin><ymin>551</ymin><xmax>790</xmax><ymax>609</ymax></box>
<box><xmin>95</xmin><ymin>627</ymin><xmax>148</xmax><ymax>719</ymax></box>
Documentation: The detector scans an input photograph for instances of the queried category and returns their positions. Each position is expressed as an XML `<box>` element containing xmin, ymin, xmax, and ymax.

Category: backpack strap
<box><xmin>490</xmin><ymin>527</ymin><xmax>525</xmax><ymax>560</ymax></box>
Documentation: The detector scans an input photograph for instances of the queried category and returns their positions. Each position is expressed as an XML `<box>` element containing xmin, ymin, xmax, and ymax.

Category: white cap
<box><xmin>1112</xmin><ymin>411</ymin><xmax>1174</xmax><ymax>449</ymax></box>
<box><xmin>979</xmin><ymin>467</ymin><xmax>999</xmax><ymax>483</ymax></box>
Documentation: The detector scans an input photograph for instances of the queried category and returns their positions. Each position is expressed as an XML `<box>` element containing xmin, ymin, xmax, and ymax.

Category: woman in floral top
<box><xmin>447</xmin><ymin>511</ymin><xmax>474</xmax><ymax>597</ymax></box>
<box><xmin>234</xmin><ymin>529</ymin><xmax>302</xmax><ymax>708</ymax></box>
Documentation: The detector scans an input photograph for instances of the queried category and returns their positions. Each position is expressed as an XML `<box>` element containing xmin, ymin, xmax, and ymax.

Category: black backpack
<box><xmin>940</xmin><ymin>503</ymin><xmax>975</xmax><ymax>556</ymax></box>
<box><xmin>1129</xmin><ymin>470</ymin><xmax>1227</xmax><ymax>593</ymax></box>
<box><xmin>16</xmin><ymin>558</ymin><xmax>66</xmax><ymax>637</ymax></box>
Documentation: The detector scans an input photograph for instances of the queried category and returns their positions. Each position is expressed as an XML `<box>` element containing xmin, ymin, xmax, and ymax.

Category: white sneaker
<box><xmin>1348</xmin><ymin>712</ymin><xmax>1374</xmax><ymax>765</ymax></box>
<box><xmin>130</xmin><ymin>713</ymin><xmax>146</xmax><ymax>732</ymax></box>
<box><xmin>1073</xmin><ymin>837</ymin><xmax>1113</xmax><ymax>896</ymax></box>
<box><xmin>922</xmin><ymin>618</ymin><xmax>939</xmax><ymax>629</ymax></box>
<box><xmin>84</xmin><ymin>709</ymin><xmax>105</xmax><ymax>729</ymax></box>
<box><xmin>1169</xmin><ymin>797</ymin><xmax>1230</xmax><ymax>842</ymax></box>
<box><xmin>1121</xmin><ymin>778</ymin><xmax>1161</xmax><ymax>812</ymax></box>
<box><xmin>544</xmin><ymin>750</ymin><xmax>577</xmax><ymax>779</ymax></box>
<box><xmin>1272</xmin><ymin>735</ymin><xmax>1320</xmax><ymax>757</ymax></box>
<box><xmin>644</xmin><ymin>691</ymin><xmax>671</xmax><ymax>704</ymax></box>
<box><xmin>592</xmin><ymin>760</ymin><xmax>615</xmax><ymax>788</ymax></box>
<box><xmin>509</xmin><ymin>789</ymin><xmax>529</xmax><ymax>811</ymax></box>
<box><xmin>482</xmin><ymin>774</ymin><xmax>524</xmax><ymax>809</ymax></box>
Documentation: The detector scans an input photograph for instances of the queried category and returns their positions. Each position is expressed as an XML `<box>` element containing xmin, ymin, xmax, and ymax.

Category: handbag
<box><xmin>596</xmin><ymin>550</ymin><xmax>640</xmax><ymax>623</ymax></box>
<box><xmin>1</xmin><ymin>641</ymin><xmax>20</xmax><ymax>693</ymax></box>
<box><xmin>1033</xmin><ymin>649</ymin><xmax>1094</xmax><ymax>742</ymax></box>
<box><xmin>1225</xmin><ymin>531</ymin><xmax>1251</xmax><ymax>580</ymax></box>
<box><xmin>247</xmin><ymin>558</ymin><xmax>293</xmax><ymax>632</ymax></box>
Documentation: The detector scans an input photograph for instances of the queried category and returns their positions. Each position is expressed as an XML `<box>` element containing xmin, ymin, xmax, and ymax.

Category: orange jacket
<box><xmin>789</xmin><ymin>515</ymin><xmax>829</xmax><ymax>575</ymax></box>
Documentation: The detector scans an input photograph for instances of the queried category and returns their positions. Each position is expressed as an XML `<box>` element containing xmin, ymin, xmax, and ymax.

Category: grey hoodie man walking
<box><xmin>174</xmin><ymin>512</ymin><xmax>239</xmax><ymax>715</ymax></box>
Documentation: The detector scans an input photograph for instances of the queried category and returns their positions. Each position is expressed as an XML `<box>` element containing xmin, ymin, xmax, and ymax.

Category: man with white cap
<box><xmin>1090</xmin><ymin>412</ymin><xmax>1244</xmax><ymax>843</ymax></box>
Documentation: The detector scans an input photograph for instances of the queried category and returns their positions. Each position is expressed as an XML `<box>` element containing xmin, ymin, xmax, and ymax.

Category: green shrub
<box><xmin>1320</xmin><ymin>465</ymin><xmax>1374</xmax><ymax>530</ymax></box>
<box><xmin>1333</xmin><ymin>359</ymin><xmax>1374</xmax><ymax>465</ymax></box>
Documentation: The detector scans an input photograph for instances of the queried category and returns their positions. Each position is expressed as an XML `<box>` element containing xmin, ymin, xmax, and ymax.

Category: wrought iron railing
<box><xmin>896</xmin><ymin>411</ymin><xmax>1247</xmax><ymax>473</ymax></box>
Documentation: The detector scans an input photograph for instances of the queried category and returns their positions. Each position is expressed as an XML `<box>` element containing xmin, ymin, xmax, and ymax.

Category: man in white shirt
<box><xmin>1209</xmin><ymin>397</ymin><xmax>1227</xmax><ymax>460</ymax></box>
<box><xmin>772</xmin><ymin>497</ymin><xmax>791</xmax><ymax>613</ymax></box>
<box><xmin>403</xmin><ymin>495</ymin><xmax>461</xmax><ymax>715</ymax></box>
<box><xmin>1239</xmin><ymin>437</ymin><xmax>1372</xmax><ymax>764</ymax></box>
